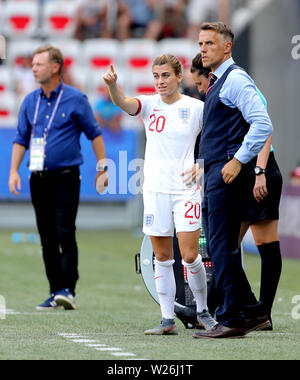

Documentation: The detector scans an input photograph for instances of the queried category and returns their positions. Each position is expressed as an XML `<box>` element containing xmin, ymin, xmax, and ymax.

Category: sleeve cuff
<box><xmin>129</xmin><ymin>98</ymin><xmax>142</xmax><ymax>116</ymax></box>
<box><xmin>234</xmin><ymin>145</ymin><xmax>257</xmax><ymax>164</ymax></box>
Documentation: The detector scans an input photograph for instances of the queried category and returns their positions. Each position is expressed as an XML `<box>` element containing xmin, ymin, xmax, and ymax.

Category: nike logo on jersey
<box><xmin>153</xmin><ymin>109</ymin><xmax>162</xmax><ymax>112</ymax></box>
<box><xmin>189</xmin><ymin>221</ymin><xmax>198</xmax><ymax>225</ymax></box>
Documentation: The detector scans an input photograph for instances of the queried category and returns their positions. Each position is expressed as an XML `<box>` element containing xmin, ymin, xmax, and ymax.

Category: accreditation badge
<box><xmin>29</xmin><ymin>137</ymin><xmax>45</xmax><ymax>171</ymax></box>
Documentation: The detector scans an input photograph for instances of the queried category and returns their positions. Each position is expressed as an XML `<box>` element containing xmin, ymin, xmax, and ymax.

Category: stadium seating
<box><xmin>0</xmin><ymin>92</ymin><xmax>17</xmax><ymax>127</ymax></box>
<box><xmin>0</xmin><ymin>2</ymin><xmax>2</xmax><ymax>35</ymax></box>
<box><xmin>120</xmin><ymin>39</ymin><xmax>157</xmax><ymax>72</ymax></box>
<box><xmin>157</xmin><ymin>38</ymin><xmax>199</xmax><ymax>68</ymax></box>
<box><xmin>1</xmin><ymin>0</ymin><xmax>39</xmax><ymax>38</ymax></box>
<box><xmin>87</xmin><ymin>66</ymin><xmax>126</xmax><ymax>100</ymax></box>
<box><xmin>82</xmin><ymin>38</ymin><xmax>121</xmax><ymax>72</ymax></box>
<box><xmin>0</xmin><ymin>36</ymin><xmax>200</xmax><ymax>127</ymax></box>
<box><xmin>41</xmin><ymin>0</ymin><xmax>80</xmax><ymax>38</ymax></box>
<box><xmin>126</xmin><ymin>70</ymin><xmax>156</xmax><ymax>97</ymax></box>
<box><xmin>46</xmin><ymin>39</ymin><xmax>82</xmax><ymax>70</ymax></box>
<box><xmin>0</xmin><ymin>67</ymin><xmax>13</xmax><ymax>94</ymax></box>
<box><xmin>7</xmin><ymin>39</ymin><xmax>42</xmax><ymax>68</ymax></box>
<box><xmin>68</xmin><ymin>65</ymin><xmax>89</xmax><ymax>94</ymax></box>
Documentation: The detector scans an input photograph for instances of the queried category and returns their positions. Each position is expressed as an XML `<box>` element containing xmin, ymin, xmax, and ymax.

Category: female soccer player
<box><xmin>103</xmin><ymin>55</ymin><xmax>216</xmax><ymax>335</ymax></box>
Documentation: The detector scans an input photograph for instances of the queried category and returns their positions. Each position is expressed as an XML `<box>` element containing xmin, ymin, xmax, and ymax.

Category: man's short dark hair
<box><xmin>199</xmin><ymin>21</ymin><xmax>234</xmax><ymax>43</ymax></box>
<box><xmin>191</xmin><ymin>54</ymin><xmax>211</xmax><ymax>78</ymax></box>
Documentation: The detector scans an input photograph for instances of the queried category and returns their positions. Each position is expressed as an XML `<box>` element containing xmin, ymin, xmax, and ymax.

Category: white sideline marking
<box><xmin>5</xmin><ymin>309</ymin><xmax>21</xmax><ymax>315</ymax></box>
<box><xmin>263</xmin><ymin>332</ymin><xmax>300</xmax><ymax>336</ymax></box>
<box><xmin>58</xmin><ymin>333</ymin><xmax>87</xmax><ymax>337</ymax></box>
<box><xmin>111</xmin><ymin>352</ymin><xmax>136</xmax><ymax>357</ymax></box>
<box><xmin>58</xmin><ymin>332</ymin><xmax>143</xmax><ymax>359</ymax></box>
<box><xmin>85</xmin><ymin>344</ymin><xmax>107</xmax><ymax>347</ymax></box>
<box><xmin>94</xmin><ymin>347</ymin><xmax>122</xmax><ymax>352</ymax></box>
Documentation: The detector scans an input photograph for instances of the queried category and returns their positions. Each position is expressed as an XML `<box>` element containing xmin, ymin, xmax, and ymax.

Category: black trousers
<box><xmin>203</xmin><ymin>160</ymin><xmax>264</xmax><ymax>327</ymax></box>
<box><xmin>30</xmin><ymin>166</ymin><xmax>81</xmax><ymax>296</ymax></box>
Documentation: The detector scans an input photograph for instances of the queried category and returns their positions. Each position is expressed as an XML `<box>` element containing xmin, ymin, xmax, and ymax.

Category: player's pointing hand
<box><xmin>103</xmin><ymin>64</ymin><xmax>118</xmax><ymax>86</ymax></box>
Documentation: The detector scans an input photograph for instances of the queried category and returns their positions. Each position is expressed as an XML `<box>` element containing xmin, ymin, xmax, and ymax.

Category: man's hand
<box><xmin>8</xmin><ymin>171</ymin><xmax>21</xmax><ymax>195</ymax></box>
<box><xmin>95</xmin><ymin>171</ymin><xmax>108</xmax><ymax>194</ymax></box>
<box><xmin>222</xmin><ymin>157</ymin><xmax>242</xmax><ymax>184</ymax></box>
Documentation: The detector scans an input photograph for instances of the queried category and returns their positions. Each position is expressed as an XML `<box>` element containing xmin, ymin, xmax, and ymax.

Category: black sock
<box><xmin>257</xmin><ymin>241</ymin><xmax>282</xmax><ymax>323</ymax></box>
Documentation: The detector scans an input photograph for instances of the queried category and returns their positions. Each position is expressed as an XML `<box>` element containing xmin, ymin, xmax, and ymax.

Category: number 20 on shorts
<box><xmin>185</xmin><ymin>201</ymin><xmax>201</xmax><ymax>219</ymax></box>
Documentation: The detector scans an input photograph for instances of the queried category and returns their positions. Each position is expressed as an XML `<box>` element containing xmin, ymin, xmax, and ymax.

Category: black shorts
<box><xmin>243</xmin><ymin>152</ymin><xmax>283</xmax><ymax>225</ymax></box>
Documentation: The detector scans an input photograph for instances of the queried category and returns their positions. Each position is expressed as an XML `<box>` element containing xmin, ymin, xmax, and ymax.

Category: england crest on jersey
<box><xmin>179</xmin><ymin>108</ymin><xmax>190</xmax><ymax>123</ymax></box>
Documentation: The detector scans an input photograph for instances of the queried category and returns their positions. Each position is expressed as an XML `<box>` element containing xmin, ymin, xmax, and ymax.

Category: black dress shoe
<box><xmin>244</xmin><ymin>314</ymin><xmax>271</xmax><ymax>334</ymax></box>
<box><xmin>193</xmin><ymin>323</ymin><xmax>245</xmax><ymax>339</ymax></box>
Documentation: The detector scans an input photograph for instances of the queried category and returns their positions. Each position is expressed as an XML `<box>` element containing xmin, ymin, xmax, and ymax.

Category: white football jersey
<box><xmin>136</xmin><ymin>94</ymin><xmax>203</xmax><ymax>194</ymax></box>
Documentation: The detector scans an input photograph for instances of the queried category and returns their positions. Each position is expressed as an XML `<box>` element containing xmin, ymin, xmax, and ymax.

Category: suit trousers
<box><xmin>30</xmin><ymin>166</ymin><xmax>80</xmax><ymax>296</ymax></box>
<box><xmin>203</xmin><ymin>159</ymin><xmax>261</xmax><ymax>327</ymax></box>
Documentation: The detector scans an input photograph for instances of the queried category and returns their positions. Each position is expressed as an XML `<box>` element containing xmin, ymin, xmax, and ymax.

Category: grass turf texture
<box><xmin>0</xmin><ymin>229</ymin><xmax>299</xmax><ymax>360</ymax></box>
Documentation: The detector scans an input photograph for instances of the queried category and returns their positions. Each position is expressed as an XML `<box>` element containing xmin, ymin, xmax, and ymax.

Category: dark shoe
<box><xmin>193</xmin><ymin>323</ymin><xmax>245</xmax><ymax>339</ymax></box>
<box><xmin>54</xmin><ymin>288</ymin><xmax>76</xmax><ymax>310</ymax></box>
<box><xmin>260</xmin><ymin>323</ymin><xmax>273</xmax><ymax>331</ymax></box>
<box><xmin>244</xmin><ymin>314</ymin><xmax>271</xmax><ymax>334</ymax></box>
<box><xmin>36</xmin><ymin>294</ymin><xmax>61</xmax><ymax>310</ymax></box>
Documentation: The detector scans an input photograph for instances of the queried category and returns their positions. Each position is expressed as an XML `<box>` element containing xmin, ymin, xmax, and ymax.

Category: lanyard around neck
<box><xmin>32</xmin><ymin>85</ymin><xmax>64</xmax><ymax>138</ymax></box>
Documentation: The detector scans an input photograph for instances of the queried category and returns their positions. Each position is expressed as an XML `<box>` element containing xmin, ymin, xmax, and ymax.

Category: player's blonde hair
<box><xmin>152</xmin><ymin>54</ymin><xmax>182</xmax><ymax>77</ymax></box>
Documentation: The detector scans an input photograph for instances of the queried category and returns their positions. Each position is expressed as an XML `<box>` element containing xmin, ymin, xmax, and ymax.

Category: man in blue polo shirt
<box><xmin>8</xmin><ymin>45</ymin><xmax>107</xmax><ymax>310</ymax></box>
<box><xmin>193</xmin><ymin>22</ymin><xmax>273</xmax><ymax>339</ymax></box>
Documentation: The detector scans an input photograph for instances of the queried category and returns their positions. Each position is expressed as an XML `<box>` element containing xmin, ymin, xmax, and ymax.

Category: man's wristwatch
<box><xmin>254</xmin><ymin>166</ymin><xmax>266</xmax><ymax>175</ymax></box>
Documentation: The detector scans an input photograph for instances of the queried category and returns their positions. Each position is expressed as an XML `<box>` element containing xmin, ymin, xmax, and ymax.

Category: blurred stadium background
<box><xmin>0</xmin><ymin>0</ymin><xmax>299</xmax><ymax>259</ymax></box>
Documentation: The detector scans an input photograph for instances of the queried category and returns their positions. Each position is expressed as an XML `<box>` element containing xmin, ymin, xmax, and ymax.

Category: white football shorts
<box><xmin>143</xmin><ymin>190</ymin><xmax>202</xmax><ymax>236</ymax></box>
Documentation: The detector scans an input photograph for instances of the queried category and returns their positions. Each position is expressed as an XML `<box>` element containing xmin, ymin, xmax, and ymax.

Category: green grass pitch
<box><xmin>0</xmin><ymin>229</ymin><xmax>299</xmax><ymax>360</ymax></box>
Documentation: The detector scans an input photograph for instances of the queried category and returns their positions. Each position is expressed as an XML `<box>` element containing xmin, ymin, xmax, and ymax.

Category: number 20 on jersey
<box><xmin>149</xmin><ymin>114</ymin><xmax>166</xmax><ymax>133</ymax></box>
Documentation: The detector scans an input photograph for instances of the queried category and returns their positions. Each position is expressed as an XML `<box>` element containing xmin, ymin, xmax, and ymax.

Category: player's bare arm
<box><xmin>253</xmin><ymin>135</ymin><xmax>272</xmax><ymax>202</ymax></box>
<box><xmin>103</xmin><ymin>64</ymin><xmax>139</xmax><ymax>116</ymax></box>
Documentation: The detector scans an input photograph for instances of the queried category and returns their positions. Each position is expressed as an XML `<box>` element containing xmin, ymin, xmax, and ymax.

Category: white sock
<box><xmin>154</xmin><ymin>259</ymin><xmax>176</xmax><ymax>320</ymax></box>
<box><xmin>182</xmin><ymin>255</ymin><xmax>208</xmax><ymax>313</ymax></box>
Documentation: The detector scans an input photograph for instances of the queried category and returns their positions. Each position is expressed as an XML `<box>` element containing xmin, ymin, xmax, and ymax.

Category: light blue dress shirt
<box><xmin>212</xmin><ymin>58</ymin><xmax>273</xmax><ymax>163</ymax></box>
